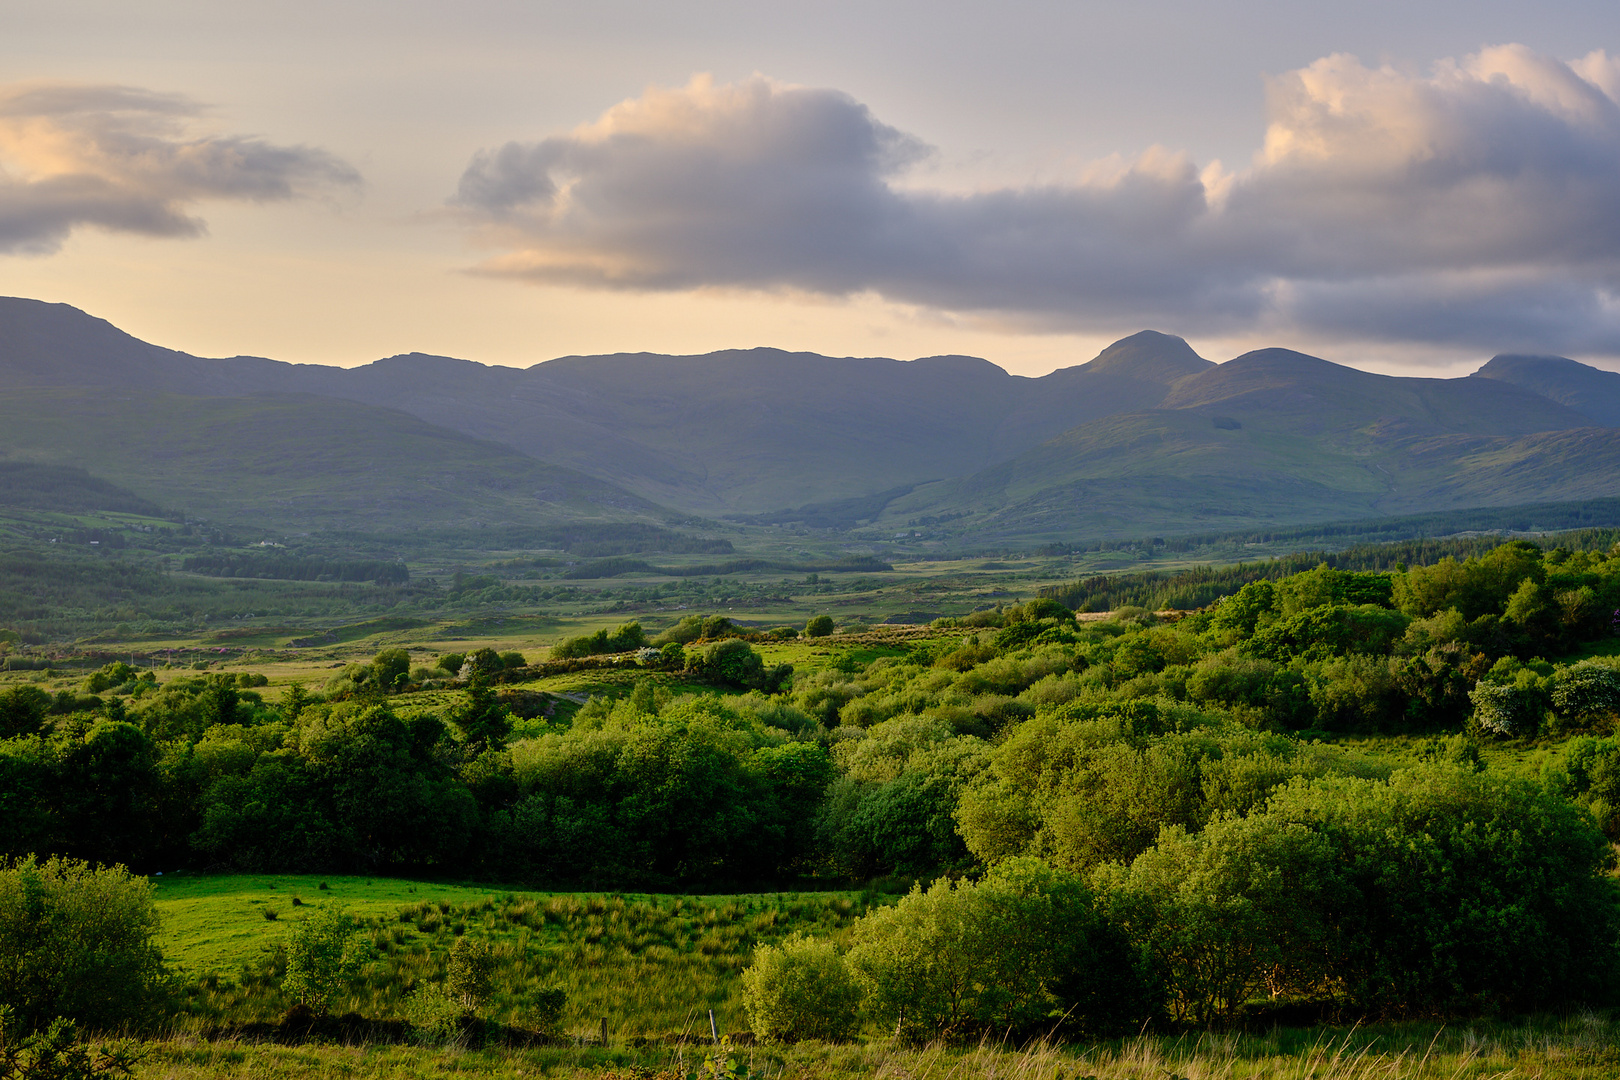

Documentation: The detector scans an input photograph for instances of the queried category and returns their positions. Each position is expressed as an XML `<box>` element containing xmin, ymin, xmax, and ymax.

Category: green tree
<box><xmin>370</xmin><ymin>649</ymin><xmax>411</xmax><ymax>692</ymax></box>
<box><xmin>446</xmin><ymin>677</ymin><xmax>512</xmax><ymax>753</ymax></box>
<box><xmin>0</xmin><ymin>686</ymin><xmax>49</xmax><ymax>739</ymax></box>
<box><xmin>1552</xmin><ymin>661</ymin><xmax>1620</xmax><ymax>732</ymax></box>
<box><xmin>281</xmin><ymin>906</ymin><xmax>363</xmax><ymax>1014</ymax></box>
<box><xmin>0</xmin><ymin>857</ymin><xmax>165</xmax><ymax>1032</ymax></box>
<box><xmin>0</xmin><ymin>1007</ymin><xmax>143</xmax><ymax>1079</ymax></box>
<box><xmin>804</xmin><ymin>615</ymin><xmax>834</xmax><ymax>638</ymax></box>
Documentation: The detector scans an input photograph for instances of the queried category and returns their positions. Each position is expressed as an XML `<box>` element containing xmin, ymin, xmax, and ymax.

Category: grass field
<box><xmin>156</xmin><ymin>874</ymin><xmax>879</xmax><ymax>1039</ymax></box>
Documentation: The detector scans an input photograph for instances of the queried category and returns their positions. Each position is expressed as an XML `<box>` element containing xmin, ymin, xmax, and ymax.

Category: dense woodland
<box><xmin>6</xmin><ymin>536</ymin><xmax>1620</xmax><ymax>1041</ymax></box>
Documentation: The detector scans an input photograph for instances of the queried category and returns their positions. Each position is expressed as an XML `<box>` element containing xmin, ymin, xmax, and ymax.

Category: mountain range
<box><xmin>3</xmin><ymin>296</ymin><xmax>1620</xmax><ymax>543</ymax></box>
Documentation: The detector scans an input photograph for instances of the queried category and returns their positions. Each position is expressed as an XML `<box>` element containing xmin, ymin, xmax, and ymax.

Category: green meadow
<box><xmin>156</xmin><ymin>874</ymin><xmax>877</xmax><ymax>1039</ymax></box>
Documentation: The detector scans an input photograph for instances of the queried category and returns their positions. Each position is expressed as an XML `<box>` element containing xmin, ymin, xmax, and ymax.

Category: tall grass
<box><xmin>174</xmin><ymin>891</ymin><xmax>869</xmax><ymax>1038</ymax></box>
<box><xmin>133</xmin><ymin>1014</ymin><xmax>1620</xmax><ymax>1080</ymax></box>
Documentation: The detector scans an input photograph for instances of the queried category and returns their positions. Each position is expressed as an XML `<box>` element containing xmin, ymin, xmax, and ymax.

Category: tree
<box><xmin>0</xmin><ymin>686</ymin><xmax>49</xmax><ymax>739</ymax></box>
<box><xmin>371</xmin><ymin>649</ymin><xmax>411</xmax><ymax>692</ymax></box>
<box><xmin>1552</xmin><ymin>661</ymin><xmax>1620</xmax><ymax>732</ymax></box>
<box><xmin>0</xmin><ymin>857</ymin><xmax>165</xmax><ymax>1032</ymax></box>
<box><xmin>804</xmin><ymin>615</ymin><xmax>834</xmax><ymax>638</ymax></box>
<box><xmin>281</xmin><ymin>906</ymin><xmax>363</xmax><ymax>1015</ymax></box>
<box><xmin>446</xmin><ymin>678</ymin><xmax>512</xmax><ymax>753</ymax></box>
<box><xmin>694</xmin><ymin>639</ymin><xmax>792</xmax><ymax>692</ymax></box>
<box><xmin>740</xmin><ymin>933</ymin><xmax>862</xmax><ymax>1043</ymax></box>
<box><xmin>459</xmin><ymin>648</ymin><xmax>504</xmax><ymax>680</ymax></box>
<box><xmin>0</xmin><ymin>1008</ymin><xmax>143</xmax><ymax>1079</ymax></box>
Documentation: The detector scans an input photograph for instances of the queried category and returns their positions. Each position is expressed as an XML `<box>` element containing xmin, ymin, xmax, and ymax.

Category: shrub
<box><xmin>552</xmin><ymin>622</ymin><xmax>648</xmax><ymax>659</ymax></box>
<box><xmin>281</xmin><ymin>906</ymin><xmax>363</xmax><ymax>1015</ymax></box>
<box><xmin>0</xmin><ymin>856</ymin><xmax>165</xmax><ymax>1033</ymax></box>
<box><xmin>804</xmin><ymin>615</ymin><xmax>835</xmax><ymax>638</ymax></box>
<box><xmin>0</xmin><ymin>1007</ymin><xmax>143</xmax><ymax>1079</ymax></box>
<box><xmin>740</xmin><ymin>933</ymin><xmax>861</xmax><ymax>1043</ymax></box>
<box><xmin>694</xmin><ymin>639</ymin><xmax>792</xmax><ymax>692</ymax></box>
<box><xmin>845</xmin><ymin>858</ymin><xmax>1151</xmax><ymax>1042</ymax></box>
<box><xmin>447</xmin><ymin>937</ymin><xmax>495</xmax><ymax>1013</ymax></box>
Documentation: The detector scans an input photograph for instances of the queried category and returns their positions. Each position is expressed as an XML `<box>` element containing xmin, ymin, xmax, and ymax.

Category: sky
<box><xmin>5</xmin><ymin>1</ymin><xmax>1620</xmax><ymax>377</ymax></box>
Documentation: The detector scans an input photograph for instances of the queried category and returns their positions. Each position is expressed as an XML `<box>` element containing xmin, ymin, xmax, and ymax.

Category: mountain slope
<box><xmin>1471</xmin><ymin>353</ymin><xmax>1620</xmax><ymax>426</ymax></box>
<box><xmin>6</xmin><ymin>297</ymin><xmax>1620</xmax><ymax>543</ymax></box>
<box><xmin>885</xmin><ymin>347</ymin><xmax>1615</xmax><ymax>541</ymax></box>
<box><xmin>0</xmin><ymin>299</ymin><xmax>1211</xmax><ymax>513</ymax></box>
<box><xmin>0</xmin><ymin>388</ymin><xmax>666</xmax><ymax>533</ymax></box>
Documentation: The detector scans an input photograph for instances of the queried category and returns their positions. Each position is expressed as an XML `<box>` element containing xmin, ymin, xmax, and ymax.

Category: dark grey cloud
<box><xmin>0</xmin><ymin>82</ymin><xmax>361</xmax><ymax>254</ymax></box>
<box><xmin>451</xmin><ymin>49</ymin><xmax>1620</xmax><ymax>355</ymax></box>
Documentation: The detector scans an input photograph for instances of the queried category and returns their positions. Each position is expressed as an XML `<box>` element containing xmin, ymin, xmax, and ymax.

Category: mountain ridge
<box><xmin>6</xmin><ymin>296</ymin><xmax>1620</xmax><ymax>544</ymax></box>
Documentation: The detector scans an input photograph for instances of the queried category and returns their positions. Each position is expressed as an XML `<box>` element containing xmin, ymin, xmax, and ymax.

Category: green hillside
<box><xmin>5</xmin><ymin>297</ymin><xmax>1620</xmax><ymax>544</ymax></box>
<box><xmin>880</xmin><ymin>349</ymin><xmax>1619</xmax><ymax>542</ymax></box>
<box><xmin>0</xmin><ymin>388</ymin><xmax>670</xmax><ymax>533</ymax></box>
<box><xmin>1472</xmin><ymin>352</ymin><xmax>1620</xmax><ymax>426</ymax></box>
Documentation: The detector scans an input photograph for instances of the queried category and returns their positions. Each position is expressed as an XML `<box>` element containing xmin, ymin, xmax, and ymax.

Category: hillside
<box><xmin>881</xmin><ymin>348</ymin><xmax>1618</xmax><ymax>541</ymax></box>
<box><xmin>1472</xmin><ymin>353</ymin><xmax>1620</xmax><ymax>426</ymax></box>
<box><xmin>0</xmin><ymin>300</ymin><xmax>1210</xmax><ymax>513</ymax></box>
<box><xmin>0</xmin><ymin>388</ymin><xmax>669</xmax><ymax>534</ymax></box>
<box><xmin>8</xmin><ymin>297</ymin><xmax>1620</xmax><ymax>544</ymax></box>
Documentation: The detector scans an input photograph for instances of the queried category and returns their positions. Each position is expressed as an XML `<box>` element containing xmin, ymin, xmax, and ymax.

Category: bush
<box><xmin>0</xmin><ymin>1007</ymin><xmax>143</xmax><ymax>1079</ymax></box>
<box><xmin>652</xmin><ymin>615</ymin><xmax>736</xmax><ymax>646</ymax></box>
<box><xmin>1100</xmin><ymin>763</ymin><xmax>1620</xmax><ymax>1018</ymax></box>
<box><xmin>447</xmin><ymin>936</ymin><xmax>495</xmax><ymax>1013</ymax></box>
<box><xmin>845</xmin><ymin>858</ymin><xmax>1151</xmax><ymax>1043</ymax></box>
<box><xmin>281</xmin><ymin>906</ymin><xmax>363</xmax><ymax>1015</ymax></box>
<box><xmin>693</xmin><ymin>639</ymin><xmax>792</xmax><ymax>692</ymax></box>
<box><xmin>804</xmin><ymin>615</ymin><xmax>834</xmax><ymax>638</ymax></box>
<box><xmin>740</xmin><ymin>933</ymin><xmax>862</xmax><ymax>1043</ymax></box>
<box><xmin>552</xmin><ymin>622</ymin><xmax>648</xmax><ymax>659</ymax></box>
<box><xmin>0</xmin><ymin>856</ymin><xmax>165</xmax><ymax>1033</ymax></box>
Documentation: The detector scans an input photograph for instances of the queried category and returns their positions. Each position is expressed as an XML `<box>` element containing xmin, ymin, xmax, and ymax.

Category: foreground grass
<box><xmin>128</xmin><ymin>1015</ymin><xmax>1620</xmax><ymax>1079</ymax></box>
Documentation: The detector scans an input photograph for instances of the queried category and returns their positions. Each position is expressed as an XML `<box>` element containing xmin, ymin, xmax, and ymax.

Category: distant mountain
<box><xmin>1472</xmin><ymin>353</ymin><xmax>1620</xmax><ymax>427</ymax></box>
<box><xmin>883</xmin><ymin>348</ymin><xmax>1613</xmax><ymax>541</ymax></box>
<box><xmin>6</xmin><ymin>296</ymin><xmax>1620</xmax><ymax>544</ymax></box>
<box><xmin>0</xmin><ymin>300</ymin><xmax>1210</xmax><ymax>513</ymax></box>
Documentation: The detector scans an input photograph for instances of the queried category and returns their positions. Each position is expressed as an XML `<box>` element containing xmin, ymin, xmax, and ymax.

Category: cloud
<box><xmin>451</xmin><ymin>50</ymin><xmax>1620</xmax><ymax>355</ymax></box>
<box><xmin>0</xmin><ymin>82</ymin><xmax>361</xmax><ymax>255</ymax></box>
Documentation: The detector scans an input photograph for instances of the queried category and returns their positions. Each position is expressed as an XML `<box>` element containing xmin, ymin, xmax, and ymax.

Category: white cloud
<box><xmin>0</xmin><ymin>82</ymin><xmax>361</xmax><ymax>255</ymax></box>
<box><xmin>452</xmin><ymin>48</ymin><xmax>1620</xmax><ymax>355</ymax></box>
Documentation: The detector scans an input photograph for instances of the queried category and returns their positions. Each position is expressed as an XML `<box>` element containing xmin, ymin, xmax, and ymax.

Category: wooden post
<box><xmin>709</xmin><ymin>1009</ymin><xmax>719</xmax><ymax>1044</ymax></box>
<box><xmin>600</xmin><ymin>1017</ymin><xmax>608</xmax><ymax>1047</ymax></box>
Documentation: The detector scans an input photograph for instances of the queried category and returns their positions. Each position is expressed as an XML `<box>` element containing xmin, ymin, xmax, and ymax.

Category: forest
<box><xmin>5</xmin><ymin>531</ymin><xmax>1620</xmax><ymax>1079</ymax></box>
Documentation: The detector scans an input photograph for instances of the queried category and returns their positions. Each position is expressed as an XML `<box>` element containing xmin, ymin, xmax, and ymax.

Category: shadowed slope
<box><xmin>1472</xmin><ymin>353</ymin><xmax>1620</xmax><ymax>427</ymax></box>
<box><xmin>0</xmin><ymin>388</ymin><xmax>666</xmax><ymax>532</ymax></box>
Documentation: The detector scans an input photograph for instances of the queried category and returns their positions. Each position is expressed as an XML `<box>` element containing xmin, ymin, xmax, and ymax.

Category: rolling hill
<box><xmin>878</xmin><ymin>348</ymin><xmax>1617</xmax><ymax>541</ymax></box>
<box><xmin>6</xmin><ymin>296</ymin><xmax>1620</xmax><ymax>545</ymax></box>
<box><xmin>0</xmin><ymin>387</ymin><xmax>668</xmax><ymax>534</ymax></box>
<box><xmin>0</xmin><ymin>299</ymin><xmax>1210</xmax><ymax>512</ymax></box>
